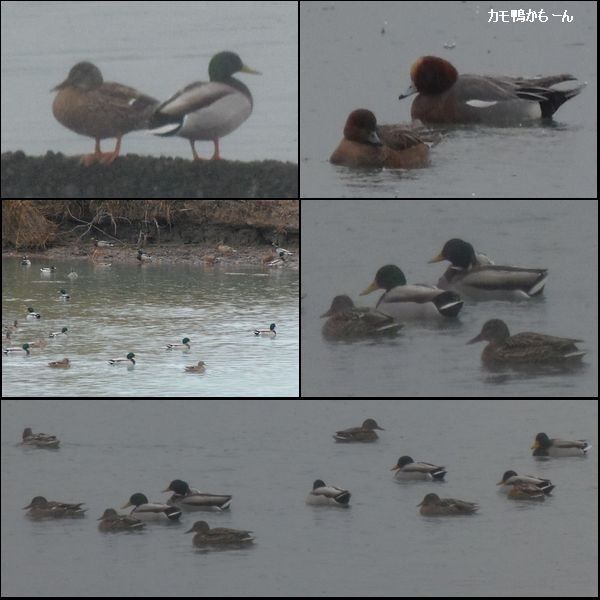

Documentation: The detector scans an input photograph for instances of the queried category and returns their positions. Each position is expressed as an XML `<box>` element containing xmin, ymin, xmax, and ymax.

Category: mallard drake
<box><xmin>48</xmin><ymin>358</ymin><xmax>70</xmax><ymax>369</ymax></box>
<box><xmin>360</xmin><ymin>265</ymin><xmax>463</xmax><ymax>320</ymax></box>
<box><xmin>391</xmin><ymin>456</ymin><xmax>447</xmax><ymax>481</ymax></box>
<box><xmin>429</xmin><ymin>238</ymin><xmax>548</xmax><ymax>300</ymax></box>
<box><xmin>137</xmin><ymin>249</ymin><xmax>152</xmax><ymax>262</ymax></box>
<box><xmin>272</xmin><ymin>242</ymin><xmax>293</xmax><ymax>257</ymax></box>
<box><xmin>40</xmin><ymin>267</ymin><xmax>56</xmax><ymax>273</ymax></box>
<box><xmin>185</xmin><ymin>361</ymin><xmax>206</xmax><ymax>373</ymax></box>
<box><xmin>58</xmin><ymin>289</ymin><xmax>71</xmax><ymax>301</ymax></box>
<box><xmin>149</xmin><ymin>51</ymin><xmax>260</xmax><ymax>160</ymax></box>
<box><xmin>333</xmin><ymin>418</ymin><xmax>385</xmax><ymax>443</ymax></box>
<box><xmin>121</xmin><ymin>493</ymin><xmax>182</xmax><ymax>521</ymax></box>
<box><xmin>506</xmin><ymin>482</ymin><xmax>546</xmax><ymax>501</ymax></box>
<box><xmin>49</xmin><ymin>327</ymin><xmax>68</xmax><ymax>338</ymax></box>
<box><xmin>26</xmin><ymin>307</ymin><xmax>41</xmax><ymax>320</ymax></box>
<box><xmin>21</xmin><ymin>428</ymin><xmax>60</xmax><ymax>448</ymax></box>
<box><xmin>166</xmin><ymin>337</ymin><xmax>191</xmax><ymax>350</ymax></box>
<box><xmin>418</xmin><ymin>493</ymin><xmax>478</xmax><ymax>516</ymax></box>
<box><xmin>67</xmin><ymin>271</ymin><xmax>78</xmax><ymax>279</ymax></box>
<box><xmin>467</xmin><ymin>319</ymin><xmax>586</xmax><ymax>365</ymax></box>
<box><xmin>21</xmin><ymin>256</ymin><xmax>31</xmax><ymax>266</ymax></box>
<box><xmin>23</xmin><ymin>496</ymin><xmax>85</xmax><ymax>519</ymax></box>
<box><xmin>254</xmin><ymin>323</ymin><xmax>276</xmax><ymax>336</ymax></box>
<box><xmin>531</xmin><ymin>432</ymin><xmax>591</xmax><ymax>457</ymax></box>
<box><xmin>496</xmin><ymin>470</ymin><xmax>554</xmax><ymax>494</ymax></box>
<box><xmin>92</xmin><ymin>238</ymin><xmax>115</xmax><ymax>248</ymax></box>
<box><xmin>185</xmin><ymin>520</ymin><xmax>254</xmax><ymax>547</ymax></box>
<box><xmin>162</xmin><ymin>479</ymin><xmax>232</xmax><ymax>512</ymax></box>
<box><xmin>3</xmin><ymin>343</ymin><xmax>30</xmax><ymax>356</ymax></box>
<box><xmin>108</xmin><ymin>352</ymin><xmax>136</xmax><ymax>366</ymax></box>
<box><xmin>98</xmin><ymin>508</ymin><xmax>145</xmax><ymax>532</ymax></box>
<box><xmin>321</xmin><ymin>295</ymin><xmax>402</xmax><ymax>340</ymax></box>
<box><xmin>52</xmin><ymin>61</ymin><xmax>158</xmax><ymax>165</ymax></box>
<box><xmin>305</xmin><ymin>480</ymin><xmax>351</xmax><ymax>506</ymax></box>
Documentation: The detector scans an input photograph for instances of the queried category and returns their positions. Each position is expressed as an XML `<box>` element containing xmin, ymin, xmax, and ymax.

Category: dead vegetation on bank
<box><xmin>2</xmin><ymin>200</ymin><xmax>298</xmax><ymax>250</ymax></box>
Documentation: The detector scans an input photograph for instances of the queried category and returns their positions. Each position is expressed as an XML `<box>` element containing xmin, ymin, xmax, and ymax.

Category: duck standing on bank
<box><xmin>150</xmin><ymin>51</ymin><xmax>260</xmax><ymax>160</ymax></box>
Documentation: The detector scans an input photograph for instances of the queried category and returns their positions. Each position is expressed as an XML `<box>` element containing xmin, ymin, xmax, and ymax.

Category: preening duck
<box><xmin>121</xmin><ymin>493</ymin><xmax>182</xmax><ymax>521</ymax></box>
<box><xmin>162</xmin><ymin>479</ymin><xmax>232</xmax><ymax>512</ymax></box>
<box><xmin>391</xmin><ymin>456</ymin><xmax>446</xmax><ymax>480</ymax></box>
<box><xmin>21</xmin><ymin>427</ymin><xmax>60</xmax><ymax>448</ymax></box>
<box><xmin>305</xmin><ymin>480</ymin><xmax>351</xmax><ymax>506</ymax></box>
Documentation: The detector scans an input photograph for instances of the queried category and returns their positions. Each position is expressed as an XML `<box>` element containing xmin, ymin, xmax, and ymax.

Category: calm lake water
<box><xmin>300</xmin><ymin>1</ymin><xmax>597</xmax><ymax>198</ymax></box>
<box><xmin>1</xmin><ymin>1</ymin><xmax>297</xmax><ymax>162</ymax></box>
<box><xmin>301</xmin><ymin>200</ymin><xmax>598</xmax><ymax>397</ymax></box>
<box><xmin>1</xmin><ymin>400</ymin><xmax>597</xmax><ymax>597</ymax></box>
<box><xmin>2</xmin><ymin>258</ymin><xmax>299</xmax><ymax>397</ymax></box>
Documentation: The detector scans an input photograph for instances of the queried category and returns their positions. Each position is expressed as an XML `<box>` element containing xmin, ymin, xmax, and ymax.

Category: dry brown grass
<box><xmin>1</xmin><ymin>200</ymin><xmax>58</xmax><ymax>249</ymax></box>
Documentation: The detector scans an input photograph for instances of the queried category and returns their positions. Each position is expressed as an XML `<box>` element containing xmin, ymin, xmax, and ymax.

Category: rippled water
<box><xmin>2</xmin><ymin>258</ymin><xmax>299</xmax><ymax>396</ymax></box>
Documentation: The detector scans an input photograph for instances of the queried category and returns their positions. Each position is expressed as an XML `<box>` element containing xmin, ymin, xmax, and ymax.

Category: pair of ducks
<box><xmin>52</xmin><ymin>51</ymin><xmax>259</xmax><ymax>165</ymax></box>
<box><xmin>321</xmin><ymin>238</ymin><xmax>585</xmax><ymax>365</ymax></box>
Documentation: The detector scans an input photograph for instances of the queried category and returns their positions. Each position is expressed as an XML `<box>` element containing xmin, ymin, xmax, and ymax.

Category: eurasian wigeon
<box><xmin>329</xmin><ymin>109</ymin><xmax>430</xmax><ymax>169</ymax></box>
<box><xmin>399</xmin><ymin>56</ymin><xmax>585</xmax><ymax>125</ymax></box>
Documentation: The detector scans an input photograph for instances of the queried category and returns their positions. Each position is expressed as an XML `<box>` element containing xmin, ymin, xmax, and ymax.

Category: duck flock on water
<box><xmin>18</xmin><ymin>420</ymin><xmax>592</xmax><ymax>547</ymax></box>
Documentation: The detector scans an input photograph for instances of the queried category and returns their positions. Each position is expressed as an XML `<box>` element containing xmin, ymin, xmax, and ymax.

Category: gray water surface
<box><xmin>1</xmin><ymin>399</ymin><xmax>597</xmax><ymax>597</ymax></box>
<box><xmin>300</xmin><ymin>1</ymin><xmax>597</xmax><ymax>198</ymax></box>
<box><xmin>301</xmin><ymin>200</ymin><xmax>598</xmax><ymax>397</ymax></box>
<box><xmin>2</xmin><ymin>258</ymin><xmax>299</xmax><ymax>397</ymax></box>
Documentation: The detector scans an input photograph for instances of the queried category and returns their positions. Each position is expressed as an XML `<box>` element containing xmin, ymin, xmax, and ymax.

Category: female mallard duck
<box><xmin>137</xmin><ymin>249</ymin><xmax>152</xmax><ymax>262</ymax></box>
<box><xmin>98</xmin><ymin>508</ymin><xmax>145</xmax><ymax>532</ymax></box>
<box><xmin>254</xmin><ymin>323</ymin><xmax>276</xmax><ymax>337</ymax></box>
<box><xmin>321</xmin><ymin>295</ymin><xmax>402</xmax><ymax>340</ymax></box>
<box><xmin>67</xmin><ymin>271</ymin><xmax>78</xmax><ymax>279</ymax></box>
<box><xmin>48</xmin><ymin>358</ymin><xmax>70</xmax><ymax>369</ymax></box>
<box><xmin>58</xmin><ymin>289</ymin><xmax>71</xmax><ymax>301</ymax></box>
<box><xmin>26</xmin><ymin>307</ymin><xmax>41</xmax><ymax>319</ymax></box>
<box><xmin>23</xmin><ymin>496</ymin><xmax>85</xmax><ymax>519</ymax></box>
<box><xmin>360</xmin><ymin>265</ymin><xmax>463</xmax><ymax>320</ymax></box>
<box><xmin>185</xmin><ymin>361</ymin><xmax>206</xmax><ymax>373</ymax></box>
<box><xmin>108</xmin><ymin>352</ymin><xmax>136</xmax><ymax>366</ymax></box>
<box><xmin>333</xmin><ymin>418</ymin><xmax>385</xmax><ymax>443</ymax></box>
<box><xmin>162</xmin><ymin>479</ymin><xmax>232</xmax><ymax>512</ymax></box>
<box><xmin>531</xmin><ymin>432</ymin><xmax>591</xmax><ymax>457</ymax></box>
<box><xmin>391</xmin><ymin>456</ymin><xmax>447</xmax><ymax>481</ymax></box>
<box><xmin>121</xmin><ymin>493</ymin><xmax>182</xmax><ymax>521</ymax></box>
<box><xmin>166</xmin><ymin>337</ymin><xmax>191</xmax><ymax>350</ymax></box>
<box><xmin>496</xmin><ymin>470</ymin><xmax>554</xmax><ymax>494</ymax></box>
<box><xmin>52</xmin><ymin>61</ymin><xmax>158</xmax><ymax>165</ymax></box>
<box><xmin>429</xmin><ymin>238</ymin><xmax>548</xmax><ymax>300</ymax></box>
<box><xmin>305</xmin><ymin>480</ymin><xmax>351</xmax><ymax>506</ymax></box>
<box><xmin>467</xmin><ymin>319</ymin><xmax>586</xmax><ymax>365</ymax></box>
<box><xmin>149</xmin><ymin>51</ymin><xmax>260</xmax><ymax>161</ymax></box>
<box><xmin>418</xmin><ymin>493</ymin><xmax>478</xmax><ymax>516</ymax></box>
<box><xmin>21</xmin><ymin>256</ymin><xmax>31</xmax><ymax>266</ymax></box>
<box><xmin>506</xmin><ymin>482</ymin><xmax>546</xmax><ymax>501</ymax></box>
<box><xmin>21</xmin><ymin>428</ymin><xmax>60</xmax><ymax>448</ymax></box>
<box><xmin>3</xmin><ymin>343</ymin><xmax>30</xmax><ymax>356</ymax></box>
<box><xmin>49</xmin><ymin>327</ymin><xmax>68</xmax><ymax>338</ymax></box>
<box><xmin>185</xmin><ymin>520</ymin><xmax>254</xmax><ymax>547</ymax></box>
<box><xmin>40</xmin><ymin>266</ymin><xmax>56</xmax><ymax>274</ymax></box>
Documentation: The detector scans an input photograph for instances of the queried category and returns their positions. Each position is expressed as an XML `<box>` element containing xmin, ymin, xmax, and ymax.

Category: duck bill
<box><xmin>495</xmin><ymin>480</ymin><xmax>504</xmax><ymax>486</ymax></box>
<box><xmin>51</xmin><ymin>79</ymin><xmax>69</xmax><ymax>92</ymax></box>
<box><xmin>531</xmin><ymin>441</ymin><xmax>539</xmax><ymax>450</ymax></box>
<box><xmin>184</xmin><ymin>527</ymin><xmax>194</xmax><ymax>534</ymax></box>
<box><xmin>359</xmin><ymin>281</ymin><xmax>380</xmax><ymax>296</ymax></box>
<box><xmin>121</xmin><ymin>501</ymin><xmax>133</xmax><ymax>509</ymax></box>
<box><xmin>320</xmin><ymin>308</ymin><xmax>334</xmax><ymax>318</ymax></box>
<box><xmin>390</xmin><ymin>465</ymin><xmax>400</xmax><ymax>472</ymax></box>
<box><xmin>241</xmin><ymin>65</ymin><xmax>261</xmax><ymax>75</ymax></box>
<box><xmin>398</xmin><ymin>83</ymin><xmax>418</xmax><ymax>100</ymax></box>
<box><xmin>160</xmin><ymin>486</ymin><xmax>171</xmax><ymax>493</ymax></box>
<box><xmin>428</xmin><ymin>253</ymin><xmax>445</xmax><ymax>264</ymax></box>
<box><xmin>466</xmin><ymin>333</ymin><xmax>484</xmax><ymax>345</ymax></box>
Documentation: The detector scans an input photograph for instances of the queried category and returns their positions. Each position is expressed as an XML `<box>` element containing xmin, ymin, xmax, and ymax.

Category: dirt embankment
<box><xmin>1</xmin><ymin>152</ymin><xmax>298</xmax><ymax>198</ymax></box>
<box><xmin>2</xmin><ymin>200</ymin><xmax>298</xmax><ymax>266</ymax></box>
